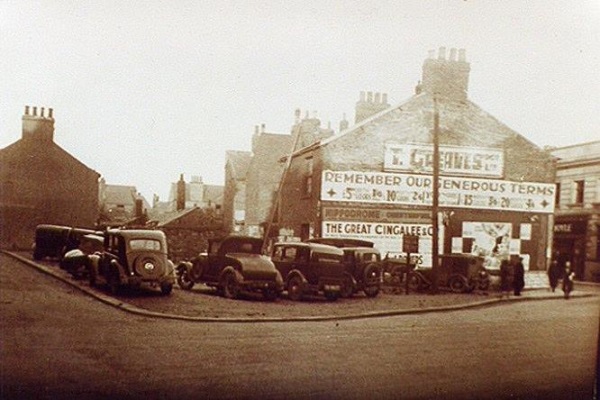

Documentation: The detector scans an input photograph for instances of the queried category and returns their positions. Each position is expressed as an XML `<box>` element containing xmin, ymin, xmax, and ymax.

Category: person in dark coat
<box><xmin>499</xmin><ymin>259</ymin><xmax>511</xmax><ymax>298</ymax></box>
<box><xmin>547</xmin><ymin>259</ymin><xmax>561</xmax><ymax>292</ymax></box>
<box><xmin>513</xmin><ymin>257</ymin><xmax>525</xmax><ymax>296</ymax></box>
<box><xmin>562</xmin><ymin>262</ymin><xmax>575</xmax><ymax>299</ymax></box>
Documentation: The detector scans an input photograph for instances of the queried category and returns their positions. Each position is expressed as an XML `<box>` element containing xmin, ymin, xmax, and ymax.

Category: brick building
<box><xmin>551</xmin><ymin>140</ymin><xmax>600</xmax><ymax>281</ymax></box>
<box><xmin>275</xmin><ymin>48</ymin><xmax>556</xmax><ymax>272</ymax></box>
<box><xmin>0</xmin><ymin>106</ymin><xmax>100</xmax><ymax>249</ymax></box>
<box><xmin>223</xmin><ymin>150</ymin><xmax>252</xmax><ymax>233</ymax></box>
<box><xmin>245</xmin><ymin>124</ymin><xmax>293</xmax><ymax>237</ymax></box>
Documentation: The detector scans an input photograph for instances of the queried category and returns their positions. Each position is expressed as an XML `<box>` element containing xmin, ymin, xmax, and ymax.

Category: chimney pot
<box><xmin>41</xmin><ymin>107</ymin><xmax>45</xmax><ymax>118</ymax></box>
<box><xmin>458</xmin><ymin>48</ymin><xmax>466</xmax><ymax>62</ymax></box>
<box><xmin>367</xmin><ymin>91</ymin><xmax>373</xmax><ymax>102</ymax></box>
<box><xmin>438</xmin><ymin>47</ymin><xmax>447</xmax><ymax>60</ymax></box>
<box><xmin>25</xmin><ymin>105</ymin><xmax>30</xmax><ymax>115</ymax></box>
<box><xmin>254</xmin><ymin>125</ymin><xmax>259</xmax><ymax>135</ymax></box>
<box><xmin>48</xmin><ymin>108</ymin><xmax>53</xmax><ymax>119</ymax></box>
<box><xmin>374</xmin><ymin>92</ymin><xmax>381</xmax><ymax>103</ymax></box>
<box><xmin>261</xmin><ymin>123</ymin><xmax>265</xmax><ymax>133</ymax></box>
<box><xmin>32</xmin><ymin>106</ymin><xmax>37</xmax><ymax>116</ymax></box>
<box><xmin>449</xmin><ymin>48</ymin><xmax>457</xmax><ymax>61</ymax></box>
<box><xmin>382</xmin><ymin>93</ymin><xmax>388</xmax><ymax>104</ymax></box>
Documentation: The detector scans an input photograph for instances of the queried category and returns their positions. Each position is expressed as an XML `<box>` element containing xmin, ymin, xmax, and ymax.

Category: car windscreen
<box><xmin>128</xmin><ymin>239</ymin><xmax>162</xmax><ymax>251</ymax></box>
<box><xmin>312</xmin><ymin>251</ymin><xmax>343</xmax><ymax>263</ymax></box>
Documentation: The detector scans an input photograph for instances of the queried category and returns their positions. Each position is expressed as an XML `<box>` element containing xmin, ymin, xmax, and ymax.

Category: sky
<box><xmin>1</xmin><ymin>0</ymin><xmax>599</xmax><ymax>202</ymax></box>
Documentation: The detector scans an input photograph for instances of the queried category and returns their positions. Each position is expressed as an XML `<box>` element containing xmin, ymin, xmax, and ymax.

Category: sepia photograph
<box><xmin>1</xmin><ymin>1</ymin><xmax>599</xmax><ymax>399</ymax></box>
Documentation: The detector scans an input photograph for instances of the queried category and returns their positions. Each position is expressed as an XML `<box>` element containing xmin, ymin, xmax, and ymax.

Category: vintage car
<box><xmin>88</xmin><ymin>229</ymin><xmax>175</xmax><ymax>295</ymax></box>
<box><xmin>270</xmin><ymin>242</ymin><xmax>346</xmax><ymax>301</ymax></box>
<box><xmin>306</xmin><ymin>238</ymin><xmax>382</xmax><ymax>298</ymax></box>
<box><xmin>408</xmin><ymin>253</ymin><xmax>490</xmax><ymax>293</ymax></box>
<box><xmin>33</xmin><ymin>224</ymin><xmax>98</xmax><ymax>261</ymax></box>
<box><xmin>60</xmin><ymin>233</ymin><xmax>105</xmax><ymax>279</ymax></box>
<box><xmin>176</xmin><ymin>236</ymin><xmax>283</xmax><ymax>301</ymax></box>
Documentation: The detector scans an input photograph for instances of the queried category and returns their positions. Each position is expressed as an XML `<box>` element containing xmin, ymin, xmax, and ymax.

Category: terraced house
<box><xmin>274</xmin><ymin>48</ymin><xmax>556</xmax><ymax>272</ymax></box>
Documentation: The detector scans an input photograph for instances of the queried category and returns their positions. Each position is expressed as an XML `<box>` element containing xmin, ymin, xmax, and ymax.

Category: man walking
<box><xmin>513</xmin><ymin>257</ymin><xmax>525</xmax><ymax>296</ymax></box>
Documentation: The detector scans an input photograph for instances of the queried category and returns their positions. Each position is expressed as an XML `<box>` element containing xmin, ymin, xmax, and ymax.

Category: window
<box><xmin>574</xmin><ymin>180</ymin><xmax>585</xmax><ymax>204</ymax></box>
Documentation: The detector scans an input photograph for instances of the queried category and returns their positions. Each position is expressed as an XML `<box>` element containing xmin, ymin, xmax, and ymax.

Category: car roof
<box><xmin>274</xmin><ymin>242</ymin><xmax>344</xmax><ymax>255</ymax></box>
<box><xmin>306</xmin><ymin>238</ymin><xmax>375</xmax><ymax>248</ymax></box>
<box><xmin>106</xmin><ymin>229</ymin><xmax>165</xmax><ymax>240</ymax></box>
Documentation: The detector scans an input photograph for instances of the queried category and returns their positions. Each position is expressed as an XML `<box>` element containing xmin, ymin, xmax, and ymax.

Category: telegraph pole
<box><xmin>430</xmin><ymin>95</ymin><xmax>440</xmax><ymax>294</ymax></box>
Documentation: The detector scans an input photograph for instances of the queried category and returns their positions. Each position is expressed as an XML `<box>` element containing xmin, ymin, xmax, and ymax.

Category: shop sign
<box><xmin>321</xmin><ymin>170</ymin><xmax>556</xmax><ymax>213</ymax></box>
<box><xmin>553</xmin><ymin>220</ymin><xmax>587</xmax><ymax>235</ymax></box>
<box><xmin>384</xmin><ymin>143</ymin><xmax>504</xmax><ymax>177</ymax></box>
<box><xmin>322</xmin><ymin>220</ymin><xmax>439</xmax><ymax>267</ymax></box>
<box><xmin>322</xmin><ymin>206</ymin><xmax>430</xmax><ymax>223</ymax></box>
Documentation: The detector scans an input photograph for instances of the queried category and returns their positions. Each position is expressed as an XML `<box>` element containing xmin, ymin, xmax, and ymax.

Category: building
<box><xmin>98</xmin><ymin>179</ymin><xmax>150</xmax><ymax>226</ymax></box>
<box><xmin>147</xmin><ymin>207</ymin><xmax>226</xmax><ymax>263</ymax></box>
<box><xmin>0</xmin><ymin>106</ymin><xmax>100</xmax><ymax>249</ymax></box>
<box><xmin>551</xmin><ymin>141</ymin><xmax>600</xmax><ymax>281</ymax></box>
<box><xmin>165</xmin><ymin>174</ymin><xmax>223</xmax><ymax>212</ymax></box>
<box><xmin>275</xmin><ymin>47</ymin><xmax>556</xmax><ymax>272</ymax></box>
<box><xmin>223</xmin><ymin>150</ymin><xmax>252</xmax><ymax>233</ymax></box>
<box><xmin>244</xmin><ymin>124</ymin><xmax>293</xmax><ymax>237</ymax></box>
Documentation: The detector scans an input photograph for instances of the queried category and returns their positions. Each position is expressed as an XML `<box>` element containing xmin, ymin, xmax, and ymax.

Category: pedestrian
<box><xmin>547</xmin><ymin>258</ymin><xmax>561</xmax><ymax>292</ymax></box>
<box><xmin>500</xmin><ymin>258</ymin><xmax>511</xmax><ymax>298</ymax></box>
<box><xmin>562</xmin><ymin>261</ymin><xmax>575</xmax><ymax>299</ymax></box>
<box><xmin>513</xmin><ymin>257</ymin><xmax>525</xmax><ymax>296</ymax></box>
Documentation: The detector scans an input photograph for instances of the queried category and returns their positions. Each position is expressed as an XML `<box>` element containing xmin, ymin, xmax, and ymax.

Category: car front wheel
<box><xmin>221</xmin><ymin>271</ymin><xmax>240</xmax><ymax>299</ymax></box>
<box><xmin>287</xmin><ymin>276</ymin><xmax>304</xmax><ymax>301</ymax></box>
<box><xmin>177</xmin><ymin>268</ymin><xmax>195</xmax><ymax>290</ymax></box>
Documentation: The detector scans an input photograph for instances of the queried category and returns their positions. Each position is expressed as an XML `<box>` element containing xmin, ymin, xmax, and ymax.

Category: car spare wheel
<box><xmin>177</xmin><ymin>268</ymin><xmax>195</xmax><ymax>290</ymax></box>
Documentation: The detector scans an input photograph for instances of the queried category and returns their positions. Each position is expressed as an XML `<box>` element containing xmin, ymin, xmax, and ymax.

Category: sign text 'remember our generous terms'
<box><xmin>321</xmin><ymin>170</ymin><xmax>556</xmax><ymax>213</ymax></box>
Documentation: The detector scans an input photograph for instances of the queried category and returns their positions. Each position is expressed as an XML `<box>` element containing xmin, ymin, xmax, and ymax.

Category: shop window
<box><xmin>574</xmin><ymin>180</ymin><xmax>585</xmax><ymax>204</ymax></box>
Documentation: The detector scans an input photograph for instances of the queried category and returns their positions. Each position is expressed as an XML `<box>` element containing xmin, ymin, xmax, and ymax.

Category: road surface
<box><xmin>1</xmin><ymin>254</ymin><xmax>598</xmax><ymax>399</ymax></box>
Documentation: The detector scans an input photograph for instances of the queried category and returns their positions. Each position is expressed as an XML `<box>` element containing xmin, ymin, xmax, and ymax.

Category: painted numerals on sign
<box><xmin>322</xmin><ymin>170</ymin><xmax>556</xmax><ymax>213</ymax></box>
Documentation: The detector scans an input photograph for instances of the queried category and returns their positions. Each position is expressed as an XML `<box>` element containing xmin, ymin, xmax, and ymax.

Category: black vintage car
<box><xmin>60</xmin><ymin>233</ymin><xmax>105</xmax><ymax>279</ymax></box>
<box><xmin>33</xmin><ymin>224</ymin><xmax>97</xmax><ymax>260</ymax></box>
<box><xmin>307</xmin><ymin>238</ymin><xmax>382</xmax><ymax>298</ymax></box>
<box><xmin>408</xmin><ymin>253</ymin><xmax>490</xmax><ymax>293</ymax></box>
<box><xmin>270</xmin><ymin>242</ymin><xmax>346</xmax><ymax>301</ymax></box>
<box><xmin>88</xmin><ymin>229</ymin><xmax>175</xmax><ymax>295</ymax></box>
<box><xmin>176</xmin><ymin>236</ymin><xmax>283</xmax><ymax>301</ymax></box>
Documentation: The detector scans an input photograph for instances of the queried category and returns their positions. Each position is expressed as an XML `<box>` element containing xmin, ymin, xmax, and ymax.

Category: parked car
<box><xmin>176</xmin><ymin>236</ymin><xmax>283</xmax><ymax>301</ymax></box>
<box><xmin>33</xmin><ymin>224</ymin><xmax>98</xmax><ymax>261</ymax></box>
<box><xmin>88</xmin><ymin>229</ymin><xmax>175</xmax><ymax>295</ymax></box>
<box><xmin>60</xmin><ymin>233</ymin><xmax>105</xmax><ymax>279</ymax></box>
<box><xmin>408</xmin><ymin>253</ymin><xmax>490</xmax><ymax>293</ymax></box>
<box><xmin>307</xmin><ymin>238</ymin><xmax>382</xmax><ymax>298</ymax></box>
<box><xmin>270</xmin><ymin>242</ymin><xmax>346</xmax><ymax>301</ymax></box>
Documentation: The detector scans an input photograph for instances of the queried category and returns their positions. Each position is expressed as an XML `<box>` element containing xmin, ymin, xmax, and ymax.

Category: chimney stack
<box><xmin>421</xmin><ymin>47</ymin><xmax>470</xmax><ymax>101</ymax></box>
<box><xmin>176</xmin><ymin>174</ymin><xmax>186</xmax><ymax>211</ymax></box>
<box><xmin>22</xmin><ymin>105</ymin><xmax>55</xmax><ymax>142</ymax></box>
<box><xmin>354</xmin><ymin>91</ymin><xmax>390</xmax><ymax>123</ymax></box>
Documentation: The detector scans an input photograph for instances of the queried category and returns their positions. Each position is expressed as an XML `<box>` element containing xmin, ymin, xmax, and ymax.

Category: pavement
<box><xmin>3</xmin><ymin>250</ymin><xmax>598</xmax><ymax>323</ymax></box>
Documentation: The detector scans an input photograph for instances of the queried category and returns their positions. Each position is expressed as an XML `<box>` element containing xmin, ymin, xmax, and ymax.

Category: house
<box><xmin>148</xmin><ymin>207</ymin><xmax>226</xmax><ymax>262</ymax></box>
<box><xmin>551</xmin><ymin>140</ymin><xmax>600</xmax><ymax>281</ymax></box>
<box><xmin>0</xmin><ymin>106</ymin><xmax>100</xmax><ymax>249</ymax></box>
<box><xmin>274</xmin><ymin>47</ymin><xmax>556</xmax><ymax>272</ymax></box>
<box><xmin>98</xmin><ymin>179</ymin><xmax>150</xmax><ymax>227</ymax></box>
<box><xmin>222</xmin><ymin>150</ymin><xmax>252</xmax><ymax>233</ymax></box>
<box><xmin>165</xmin><ymin>174</ymin><xmax>223</xmax><ymax>212</ymax></box>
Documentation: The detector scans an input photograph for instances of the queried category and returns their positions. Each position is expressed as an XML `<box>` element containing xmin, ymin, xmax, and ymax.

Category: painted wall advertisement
<box><xmin>321</xmin><ymin>170</ymin><xmax>556</xmax><ymax>213</ymax></box>
<box><xmin>383</xmin><ymin>143</ymin><xmax>504</xmax><ymax>177</ymax></box>
<box><xmin>322</xmin><ymin>220</ymin><xmax>443</xmax><ymax>267</ymax></box>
